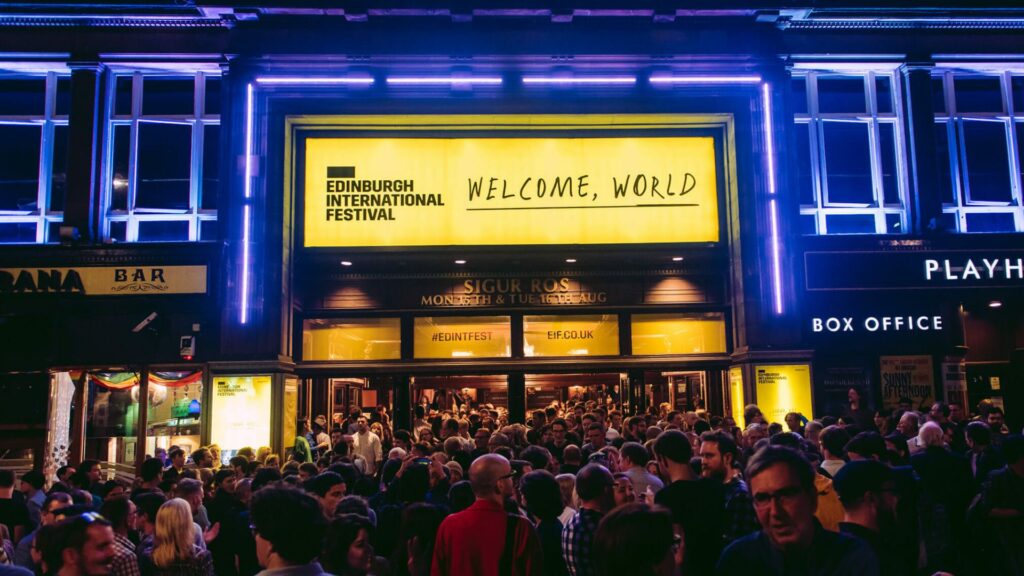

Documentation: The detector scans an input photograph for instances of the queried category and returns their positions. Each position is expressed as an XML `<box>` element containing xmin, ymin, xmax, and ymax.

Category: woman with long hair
<box><xmin>322</xmin><ymin>514</ymin><xmax>388</xmax><ymax>576</ymax></box>
<box><xmin>140</xmin><ymin>498</ymin><xmax>214</xmax><ymax>576</ymax></box>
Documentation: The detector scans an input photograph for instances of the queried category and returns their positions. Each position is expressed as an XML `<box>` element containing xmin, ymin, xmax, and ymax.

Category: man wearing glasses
<box><xmin>431</xmin><ymin>454</ymin><xmax>542</xmax><ymax>576</ymax></box>
<box><xmin>716</xmin><ymin>446</ymin><xmax>880</xmax><ymax>576</ymax></box>
<box><xmin>14</xmin><ymin>492</ymin><xmax>73</xmax><ymax>570</ymax></box>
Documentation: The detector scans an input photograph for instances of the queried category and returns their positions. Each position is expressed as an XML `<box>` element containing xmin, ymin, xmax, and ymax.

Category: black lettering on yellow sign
<box><xmin>0</xmin><ymin>269</ymin><xmax>85</xmax><ymax>294</ymax></box>
<box><xmin>466</xmin><ymin>173</ymin><xmax>699</xmax><ymax>209</ymax></box>
<box><xmin>546</xmin><ymin>330</ymin><xmax>595</xmax><ymax>340</ymax></box>
<box><xmin>430</xmin><ymin>331</ymin><xmax>493</xmax><ymax>342</ymax></box>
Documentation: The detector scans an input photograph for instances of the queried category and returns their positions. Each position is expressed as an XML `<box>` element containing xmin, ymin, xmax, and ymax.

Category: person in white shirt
<box><xmin>351</xmin><ymin>416</ymin><xmax>383</xmax><ymax>476</ymax></box>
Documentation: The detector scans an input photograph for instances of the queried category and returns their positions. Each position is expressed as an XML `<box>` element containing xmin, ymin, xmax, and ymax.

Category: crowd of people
<box><xmin>0</xmin><ymin>392</ymin><xmax>1022</xmax><ymax>576</ymax></box>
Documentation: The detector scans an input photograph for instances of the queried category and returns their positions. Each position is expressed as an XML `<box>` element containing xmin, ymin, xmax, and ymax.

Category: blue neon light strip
<box><xmin>386</xmin><ymin>76</ymin><xmax>503</xmax><ymax>85</ymax></box>
<box><xmin>649</xmin><ymin>75</ymin><xmax>762</xmax><ymax>84</ymax></box>
<box><xmin>762</xmin><ymin>82</ymin><xmax>783</xmax><ymax>315</ymax></box>
<box><xmin>240</xmin><ymin>82</ymin><xmax>254</xmax><ymax>325</ymax></box>
<box><xmin>255</xmin><ymin>77</ymin><xmax>374</xmax><ymax>85</ymax></box>
<box><xmin>522</xmin><ymin>76</ymin><xmax>636</xmax><ymax>85</ymax></box>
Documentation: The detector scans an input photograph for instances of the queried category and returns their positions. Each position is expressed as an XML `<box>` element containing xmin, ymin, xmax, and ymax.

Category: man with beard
<box><xmin>53</xmin><ymin>513</ymin><xmax>116</xmax><ymax>576</ymax></box>
<box><xmin>832</xmin><ymin>460</ymin><xmax>905</xmax><ymax>576</ymax></box>
<box><xmin>699</xmin><ymin>431</ymin><xmax>759</xmax><ymax>544</ymax></box>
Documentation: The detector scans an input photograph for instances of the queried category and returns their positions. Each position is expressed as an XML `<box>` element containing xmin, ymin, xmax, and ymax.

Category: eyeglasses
<box><xmin>752</xmin><ymin>486</ymin><xmax>804</xmax><ymax>509</ymax></box>
<box><xmin>671</xmin><ymin>534</ymin><xmax>683</xmax><ymax>552</ymax></box>
<box><xmin>499</xmin><ymin>470</ymin><xmax>520</xmax><ymax>481</ymax></box>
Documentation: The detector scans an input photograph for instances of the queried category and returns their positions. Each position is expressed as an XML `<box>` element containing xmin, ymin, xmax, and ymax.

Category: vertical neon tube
<box><xmin>769</xmin><ymin>198</ymin><xmax>784</xmax><ymax>315</ymax></box>
<box><xmin>240</xmin><ymin>82</ymin><xmax>254</xmax><ymax>324</ymax></box>
<box><xmin>763</xmin><ymin>82</ymin><xmax>783</xmax><ymax>314</ymax></box>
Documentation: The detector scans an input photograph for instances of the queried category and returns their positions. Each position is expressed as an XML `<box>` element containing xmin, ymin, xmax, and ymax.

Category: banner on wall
<box><xmin>879</xmin><ymin>356</ymin><xmax>935</xmax><ymax>411</ymax></box>
<box><xmin>754</xmin><ymin>364</ymin><xmax>814</xmax><ymax>425</ymax></box>
<box><xmin>210</xmin><ymin>376</ymin><xmax>272</xmax><ymax>456</ymax></box>
<box><xmin>729</xmin><ymin>366</ymin><xmax>745</xmax><ymax>428</ymax></box>
<box><xmin>303</xmin><ymin>117</ymin><xmax>720</xmax><ymax>248</ymax></box>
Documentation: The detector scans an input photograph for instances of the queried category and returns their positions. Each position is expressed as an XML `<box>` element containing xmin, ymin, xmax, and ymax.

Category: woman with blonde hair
<box><xmin>140</xmin><ymin>498</ymin><xmax>215</xmax><ymax>576</ymax></box>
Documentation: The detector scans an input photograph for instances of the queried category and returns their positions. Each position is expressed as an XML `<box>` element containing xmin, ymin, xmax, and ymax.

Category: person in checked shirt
<box><xmin>561</xmin><ymin>464</ymin><xmax>616</xmax><ymax>576</ymax></box>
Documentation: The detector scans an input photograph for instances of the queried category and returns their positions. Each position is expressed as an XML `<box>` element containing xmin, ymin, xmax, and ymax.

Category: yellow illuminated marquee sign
<box><xmin>524</xmin><ymin>314</ymin><xmax>619</xmax><ymax>357</ymax></box>
<box><xmin>303</xmin><ymin>318</ymin><xmax>401</xmax><ymax>361</ymax></box>
<box><xmin>414</xmin><ymin>316</ymin><xmax>511</xmax><ymax>359</ymax></box>
<box><xmin>631</xmin><ymin>313</ymin><xmax>727</xmax><ymax>355</ymax></box>
<box><xmin>0</xmin><ymin>266</ymin><xmax>207</xmax><ymax>295</ymax></box>
<box><xmin>303</xmin><ymin>115</ymin><xmax>720</xmax><ymax>247</ymax></box>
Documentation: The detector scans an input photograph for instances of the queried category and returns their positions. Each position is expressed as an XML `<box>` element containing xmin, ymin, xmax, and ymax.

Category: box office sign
<box><xmin>303</xmin><ymin>124</ymin><xmax>720</xmax><ymax>248</ymax></box>
<box><xmin>806</xmin><ymin>250</ymin><xmax>1024</xmax><ymax>291</ymax></box>
<box><xmin>879</xmin><ymin>356</ymin><xmax>935</xmax><ymax>412</ymax></box>
<box><xmin>0</xmin><ymin>266</ymin><xmax>207</xmax><ymax>296</ymax></box>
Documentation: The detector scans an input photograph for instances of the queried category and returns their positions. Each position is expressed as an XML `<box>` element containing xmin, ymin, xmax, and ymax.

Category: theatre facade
<box><xmin>0</xmin><ymin>2</ymin><xmax>1022</xmax><ymax>475</ymax></box>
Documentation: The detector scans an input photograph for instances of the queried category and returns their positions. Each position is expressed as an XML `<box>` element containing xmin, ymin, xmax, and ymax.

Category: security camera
<box><xmin>132</xmin><ymin>312</ymin><xmax>159</xmax><ymax>333</ymax></box>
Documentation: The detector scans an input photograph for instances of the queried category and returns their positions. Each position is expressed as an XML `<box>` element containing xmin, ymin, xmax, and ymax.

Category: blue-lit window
<box><xmin>103</xmin><ymin>72</ymin><xmax>220</xmax><ymax>242</ymax></box>
<box><xmin>0</xmin><ymin>73</ymin><xmax>69</xmax><ymax>244</ymax></box>
<box><xmin>793</xmin><ymin>70</ymin><xmax>908</xmax><ymax>235</ymax></box>
<box><xmin>934</xmin><ymin>70</ymin><xmax>1024</xmax><ymax>233</ymax></box>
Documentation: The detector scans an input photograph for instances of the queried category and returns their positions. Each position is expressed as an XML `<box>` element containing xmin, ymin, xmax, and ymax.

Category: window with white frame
<box><xmin>792</xmin><ymin>69</ymin><xmax>908</xmax><ymax>235</ymax></box>
<box><xmin>0</xmin><ymin>72</ymin><xmax>70</xmax><ymax>243</ymax></box>
<box><xmin>105</xmin><ymin>71</ymin><xmax>220</xmax><ymax>242</ymax></box>
<box><xmin>933</xmin><ymin>68</ymin><xmax>1024</xmax><ymax>233</ymax></box>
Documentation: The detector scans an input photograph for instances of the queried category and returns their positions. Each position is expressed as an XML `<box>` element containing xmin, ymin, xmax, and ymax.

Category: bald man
<box><xmin>431</xmin><ymin>454</ymin><xmax>542</xmax><ymax>576</ymax></box>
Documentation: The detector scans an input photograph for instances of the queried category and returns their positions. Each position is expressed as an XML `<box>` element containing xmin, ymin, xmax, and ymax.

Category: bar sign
<box><xmin>327</xmin><ymin>166</ymin><xmax>355</xmax><ymax>178</ymax></box>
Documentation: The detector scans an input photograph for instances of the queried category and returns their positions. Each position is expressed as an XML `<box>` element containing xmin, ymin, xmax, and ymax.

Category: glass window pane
<box><xmin>962</xmin><ymin>120</ymin><xmax>1011</xmax><ymax>203</ymax></box>
<box><xmin>50</xmin><ymin>125</ymin><xmax>69</xmax><ymax>213</ymax></box>
<box><xmin>204</xmin><ymin>77</ymin><xmax>221</xmax><ymax>116</ymax></box>
<box><xmin>1013</xmin><ymin>77</ymin><xmax>1024</xmax><ymax>115</ymax></box>
<box><xmin>114</xmin><ymin>76</ymin><xmax>134</xmax><ymax>116</ymax></box>
<box><xmin>800</xmin><ymin>214</ymin><xmax>817</xmax><ymax>235</ymax></box>
<box><xmin>110</xmin><ymin>125</ymin><xmax>131</xmax><ymax>211</ymax></box>
<box><xmin>136</xmin><ymin>122</ymin><xmax>191</xmax><ymax>211</ymax></box>
<box><xmin>876</xmin><ymin>75</ymin><xmax>893</xmax><ymax>114</ymax></box>
<box><xmin>791</xmin><ymin>77</ymin><xmax>808</xmax><ymax>115</ymax></box>
<box><xmin>817</xmin><ymin>77</ymin><xmax>866</xmax><ymax>114</ymax></box>
<box><xmin>145</xmin><ymin>372</ymin><xmax>203</xmax><ymax>472</ymax></box>
<box><xmin>303</xmin><ymin>318</ymin><xmax>401</xmax><ymax>361</ymax></box>
<box><xmin>137</xmin><ymin>220</ymin><xmax>189</xmax><ymax>242</ymax></box>
<box><xmin>822</xmin><ymin>122</ymin><xmax>874</xmax><ymax>205</ymax></box>
<box><xmin>935</xmin><ymin>122</ymin><xmax>955</xmax><ymax>205</ymax></box>
<box><xmin>1017</xmin><ymin>123</ymin><xmax>1024</xmax><ymax>191</ymax></box>
<box><xmin>0</xmin><ymin>222</ymin><xmax>36</xmax><ymax>243</ymax></box>
<box><xmin>825</xmin><ymin>213</ymin><xmax>876</xmax><ymax>234</ymax></box>
<box><xmin>108</xmin><ymin>220</ymin><xmax>127</xmax><ymax>242</ymax></box>
<box><xmin>46</xmin><ymin>220</ymin><xmax>61</xmax><ymax>243</ymax></box>
<box><xmin>886</xmin><ymin>213</ymin><xmax>903</xmax><ymax>233</ymax></box>
<box><xmin>201</xmin><ymin>124</ymin><xmax>220</xmax><ymax>211</ymax></box>
<box><xmin>0</xmin><ymin>78</ymin><xmax>46</xmax><ymax>115</ymax></box>
<box><xmin>878</xmin><ymin>123</ymin><xmax>900</xmax><ymax>206</ymax></box>
<box><xmin>85</xmin><ymin>373</ymin><xmax>140</xmax><ymax>476</ymax></box>
<box><xmin>55</xmin><ymin>77</ymin><xmax>72</xmax><ymax>117</ymax></box>
<box><xmin>0</xmin><ymin>124</ymin><xmax>41</xmax><ymax>211</ymax></box>
<box><xmin>965</xmin><ymin>212</ymin><xmax>1016</xmax><ymax>233</ymax></box>
<box><xmin>955</xmin><ymin>76</ymin><xmax>1004</xmax><ymax>113</ymax></box>
<box><xmin>795</xmin><ymin>123</ymin><xmax>814</xmax><ymax>206</ymax></box>
<box><xmin>143</xmin><ymin>77</ymin><xmax>195</xmax><ymax>116</ymax></box>
<box><xmin>940</xmin><ymin>212</ymin><xmax>958</xmax><ymax>233</ymax></box>
<box><xmin>932</xmin><ymin>77</ymin><xmax>947</xmax><ymax>114</ymax></box>
<box><xmin>200</xmin><ymin>219</ymin><xmax>218</xmax><ymax>241</ymax></box>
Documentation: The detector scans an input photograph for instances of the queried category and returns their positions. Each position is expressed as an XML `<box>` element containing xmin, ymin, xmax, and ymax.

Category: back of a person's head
<box><xmin>965</xmin><ymin>421</ymin><xmax>992</xmax><ymax>446</ymax></box>
<box><xmin>918</xmin><ymin>421</ymin><xmax>945</xmax><ymax>448</ymax></box>
<box><xmin>0</xmin><ymin>469</ymin><xmax>15</xmax><ymax>488</ymax></box>
<box><xmin>832</xmin><ymin>460</ymin><xmax>894</xmax><ymax>506</ymax></box>
<box><xmin>653</xmin><ymin>429</ymin><xmax>692</xmax><ymax>465</ymax></box>
<box><xmin>845</xmin><ymin>431</ymin><xmax>886</xmax><ymax>460</ymax></box>
<box><xmin>819</xmin><ymin>425</ymin><xmax>851</xmax><ymax>458</ymax></box>
<box><xmin>1002</xmin><ymin>434</ymin><xmax>1024</xmax><ymax>465</ymax></box>
<box><xmin>175</xmin><ymin>478</ymin><xmax>203</xmax><ymax>498</ymax></box>
<box><xmin>99</xmin><ymin>496</ymin><xmax>133</xmax><ymax>531</ymax></box>
<box><xmin>746</xmin><ymin>446</ymin><xmax>816</xmax><ymax>495</ymax></box>
<box><xmin>520</xmin><ymin>445</ymin><xmax>552</xmax><ymax>472</ymax></box>
<box><xmin>593</xmin><ymin>503</ymin><xmax>674</xmax><ymax>576</ymax></box>
<box><xmin>154</xmin><ymin>498</ymin><xmax>196</xmax><ymax>567</ymax></box>
<box><xmin>21</xmin><ymin>470</ymin><xmax>45</xmax><ymax>491</ymax></box>
<box><xmin>141</xmin><ymin>457</ymin><xmax>164</xmax><ymax>482</ymax></box>
<box><xmin>575</xmin><ymin>464</ymin><xmax>613</xmax><ymax>503</ymax></box>
<box><xmin>520</xmin><ymin>470</ymin><xmax>563</xmax><ymax>521</ymax></box>
<box><xmin>36</xmin><ymin>523</ymin><xmax>65</xmax><ymax>574</ymax></box>
<box><xmin>229</xmin><ymin>455</ymin><xmax>249</xmax><ymax>469</ymax></box>
<box><xmin>562</xmin><ymin>444</ymin><xmax>582</xmax><ymax>464</ymax></box>
<box><xmin>252</xmin><ymin>467</ymin><xmax>283</xmax><ymax>492</ymax></box>
<box><xmin>251</xmin><ymin>486</ymin><xmax>327</xmax><ymax>565</ymax></box>
<box><xmin>447</xmin><ymin>480</ymin><xmax>475</xmax><ymax>513</ymax></box>
<box><xmin>132</xmin><ymin>492</ymin><xmax>167</xmax><ymax>524</ymax></box>
<box><xmin>70</xmin><ymin>489</ymin><xmax>93</xmax><ymax>508</ymax></box>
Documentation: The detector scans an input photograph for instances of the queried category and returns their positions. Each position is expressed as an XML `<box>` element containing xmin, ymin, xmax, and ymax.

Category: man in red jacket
<box><xmin>431</xmin><ymin>454</ymin><xmax>543</xmax><ymax>576</ymax></box>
